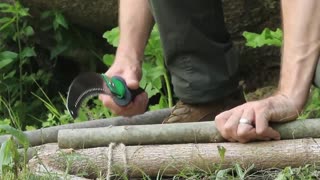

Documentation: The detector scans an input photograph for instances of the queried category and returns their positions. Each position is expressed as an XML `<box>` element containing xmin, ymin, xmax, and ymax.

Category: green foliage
<box><xmin>0</xmin><ymin>125</ymin><xmax>29</xmax><ymax>178</ymax></box>
<box><xmin>40</xmin><ymin>10</ymin><xmax>71</xmax><ymax>60</ymax></box>
<box><xmin>243</xmin><ymin>28</ymin><xmax>283</xmax><ymax>48</ymax></box>
<box><xmin>102</xmin><ymin>25</ymin><xmax>173</xmax><ymax>110</ymax></box>
<box><xmin>275</xmin><ymin>165</ymin><xmax>319</xmax><ymax>180</ymax></box>
<box><xmin>299</xmin><ymin>88</ymin><xmax>320</xmax><ymax>119</ymax></box>
<box><xmin>0</xmin><ymin>1</ymin><xmax>52</xmax><ymax>129</ymax></box>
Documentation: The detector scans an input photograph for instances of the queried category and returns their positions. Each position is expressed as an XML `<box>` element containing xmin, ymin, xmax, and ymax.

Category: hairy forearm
<box><xmin>278</xmin><ymin>0</ymin><xmax>320</xmax><ymax>110</ymax></box>
<box><xmin>116</xmin><ymin>0</ymin><xmax>154</xmax><ymax>62</ymax></box>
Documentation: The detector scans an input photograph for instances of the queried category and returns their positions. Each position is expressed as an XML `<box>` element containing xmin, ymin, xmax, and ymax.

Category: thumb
<box><xmin>125</xmin><ymin>78</ymin><xmax>140</xmax><ymax>90</ymax></box>
<box><xmin>121</xmin><ymin>70</ymin><xmax>141</xmax><ymax>90</ymax></box>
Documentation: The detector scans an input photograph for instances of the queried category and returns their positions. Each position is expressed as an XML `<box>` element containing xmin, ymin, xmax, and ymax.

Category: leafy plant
<box><xmin>275</xmin><ymin>165</ymin><xmax>319</xmax><ymax>180</ymax></box>
<box><xmin>102</xmin><ymin>25</ymin><xmax>173</xmax><ymax>110</ymax></box>
<box><xmin>243</xmin><ymin>28</ymin><xmax>283</xmax><ymax>48</ymax></box>
<box><xmin>298</xmin><ymin>88</ymin><xmax>320</xmax><ymax>119</ymax></box>
<box><xmin>0</xmin><ymin>125</ymin><xmax>29</xmax><ymax>179</ymax></box>
<box><xmin>0</xmin><ymin>1</ymin><xmax>36</xmax><ymax>102</ymax></box>
<box><xmin>39</xmin><ymin>10</ymin><xmax>70</xmax><ymax>60</ymax></box>
<box><xmin>0</xmin><ymin>1</ymin><xmax>52</xmax><ymax>128</ymax></box>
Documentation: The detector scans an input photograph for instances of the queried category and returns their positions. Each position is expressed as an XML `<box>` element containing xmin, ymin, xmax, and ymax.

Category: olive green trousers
<box><xmin>148</xmin><ymin>0</ymin><xmax>240</xmax><ymax>104</ymax></box>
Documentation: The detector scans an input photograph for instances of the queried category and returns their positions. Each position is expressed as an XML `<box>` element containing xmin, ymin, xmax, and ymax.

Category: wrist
<box><xmin>116</xmin><ymin>43</ymin><xmax>145</xmax><ymax>64</ymax></box>
<box><xmin>268</xmin><ymin>94</ymin><xmax>300</xmax><ymax>122</ymax></box>
<box><xmin>273</xmin><ymin>89</ymin><xmax>307</xmax><ymax>113</ymax></box>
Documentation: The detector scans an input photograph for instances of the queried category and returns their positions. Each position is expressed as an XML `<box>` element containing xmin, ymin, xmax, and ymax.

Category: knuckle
<box><xmin>220</xmin><ymin>131</ymin><xmax>230</xmax><ymax>140</ymax></box>
<box><xmin>237</xmin><ymin>129</ymin><xmax>247</xmax><ymax>138</ymax></box>
<box><xmin>223</xmin><ymin>124</ymin><xmax>234</xmax><ymax>133</ymax></box>
<box><xmin>256</xmin><ymin>127</ymin><xmax>268</xmax><ymax>136</ymax></box>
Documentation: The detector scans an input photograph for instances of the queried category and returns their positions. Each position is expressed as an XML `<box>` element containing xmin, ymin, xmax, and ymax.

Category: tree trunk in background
<box><xmin>20</xmin><ymin>0</ymin><xmax>118</xmax><ymax>34</ymax></box>
<box><xmin>29</xmin><ymin>139</ymin><xmax>320</xmax><ymax>178</ymax></box>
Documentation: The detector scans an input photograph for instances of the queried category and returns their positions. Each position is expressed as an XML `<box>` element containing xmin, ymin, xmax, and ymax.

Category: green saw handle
<box><xmin>101</xmin><ymin>74</ymin><xmax>144</xmax><ymax>106</ymax></box>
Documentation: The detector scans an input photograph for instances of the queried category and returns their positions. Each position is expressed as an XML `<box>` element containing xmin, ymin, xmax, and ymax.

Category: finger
<box><xmin>255</xmin><ymin>110</ymin><xmax>280</xmax><ymax>140</ymax></box>
<box><xmin>237</xmin><ymin>108</ymin><xmax>255</xmax><ymax>140</ymax></box>
<box><xmin>124</xmin><ymin>78</ymin><xmax>140</xmax><ymax>90</ymax></box>
<box><xmin>100</xmin><ymin>94</ymin><xmax>127</xmax><ymax>114</ymax></box>
<box><xmin>214</xmin><ymin>111</ymin><xmax>232</xmax><ymax>139</ymax></box>
<box><xmin>223</xmin><ymin>109</ymin><xmax>243</xmax><ymax>141</ymax></box>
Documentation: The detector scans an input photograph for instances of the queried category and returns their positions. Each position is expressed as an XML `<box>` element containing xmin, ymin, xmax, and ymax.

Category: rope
<box><xmin>119</xmin><ymin>143</ymin><xmax>128</xmax><ymax>177</ymax></box>
<box><xmin>106</xmin><ymin>143</ymin><xmax>128</xmax><ymax>180</ymax></box>
<box><xmin>106</xmin><ymin>142</ymin><xmax>115</xmax><ymax>180</ymax></box>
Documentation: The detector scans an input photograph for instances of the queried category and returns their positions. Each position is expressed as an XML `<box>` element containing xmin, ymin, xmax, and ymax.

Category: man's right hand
<box><xmin>99</xmin><ymin>55</ymin><xmax>148</xmax><ymax>117</ymax></box>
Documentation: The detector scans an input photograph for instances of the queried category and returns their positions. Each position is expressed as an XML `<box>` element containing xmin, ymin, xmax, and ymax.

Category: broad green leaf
<box><xmin>242</xmin><ymin>28</ymin><xmax>283</xmax><ymax>48</ymax></box>
<box><xmin>145</xmin><ymin>83</ymin><xmax>159</xmax><ymax>98</ymax></box>
<box><xmin>23</xmin><ymin>26</ymin><xmax>34</xmax><ymax>37</ymax></box>
<box><xmin>0</xmin><ymin>125</ymin><xmax>29</xmax><ymax>149</ymax></box>
<box><xmin>0</xmin><ymin>17</ymin><xmax>11</xmax><ymax>24</ymax></box>
<box><xmin>0</xmin><ymin>119</ymin><xmax>10</xmax><ymax>126</ymax></box>
<box><xmin>152</xmin><ymin>77</ymin><xmax>162</xmax><ymax>90</ymax></box>
<box><xmin>54</xmin><ymin>12</ymin><xmax>68</xmax><ymax>29</ymax></box>
<box><xmin>103</xmin><ymin>27</ymin><xmax>119</xmax><ymax>47</ymax></box>
<box><xmin>50</xmin><ymin>44</ymin><xmax>68</xmax><ymax>59</ymax></box>
<box><xmin>0</xmin><ymin>59</ymin><xmax>14</xmax><ymax>69</ymax></box>
<box><xmin>20</xmin><ymin>47</ymin><xmax>36</xmax><ymax>59</ymax></box>
<box><xmin>102</xmin><ymin>54</ymin><xmax>115</xmax><ymax>66</ymax></box>
<box><xmin>0</xmin><ymin>51</ymin><xmax>17</xmax><ymax>60</ymax></box>
<box><xmin>149</xmin><ymin>66</ymin><xmax>165</xmax><ymax>81</ymax></box>
<box><xmin>25</xmin><ymin>126</ymin><xmax>36</xmax><ymax>131</ymax></box>
<box><xmin>40</xmin><ymin>10</ymin><xmax>52</xmax><ymax>20</ymax></box>
<box><xmin>0</xmin><ymin>3</ymin><xmax>11</xmax><ymax>9</ymax></box>
<box><xmin>0</xmin><ymin>138</ymin><xmax>15</xmax><ymax>173</ymax></box>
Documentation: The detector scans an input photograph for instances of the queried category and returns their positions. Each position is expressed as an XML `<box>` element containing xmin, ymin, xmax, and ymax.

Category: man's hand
<box><xmin>215</xmin><ymin>94</ymin><xmax>299</xmax><ymax>143</ymax></box>
<box><xmin>99</xmin><ymin>55</ymin><xmax>148</xmax><ymax>116</ymax></box>
<box><xmin>99</xmin><ymin>0</ymin><xmax>154</xmax><ymax>116</ymax></box>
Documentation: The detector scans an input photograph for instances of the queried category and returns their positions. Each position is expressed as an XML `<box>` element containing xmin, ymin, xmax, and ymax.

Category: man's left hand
<box><xmin>214</xmin><ymin>94</ymin><xmax>299</xmax><ymax>143</ymax></box>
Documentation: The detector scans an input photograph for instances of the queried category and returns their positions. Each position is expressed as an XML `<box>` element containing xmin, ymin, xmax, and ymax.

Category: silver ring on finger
<box><xmin>239</xmin><ymin>118</ymin><xmax>252</xmax><ymax>125</ymax></box>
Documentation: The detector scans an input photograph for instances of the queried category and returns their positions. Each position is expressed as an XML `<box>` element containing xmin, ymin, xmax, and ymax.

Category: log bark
<box><xmin>58</xmin><ymin>118</ymin><xmax>320</xmax><ymax>149</ymax></box>
<box><xmin>0</xmin><ymin>109</ymin><xmax>170</xmax><ymax>147</ymax></box>
<box><xmin>29</xmin><ymin>139</ymin><xmax>320</xmax><ymax>178</ymax></box>
<box><xmin>20</xmin><ymin>0</ymin><xmax>118</xmax><ymax>33</ymax></box>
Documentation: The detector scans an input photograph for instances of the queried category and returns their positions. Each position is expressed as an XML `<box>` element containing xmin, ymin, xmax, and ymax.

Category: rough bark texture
<box><xmin>58</xmin><ymin>118</ymin><xmax>320</xmax><ymax>149</ymax></box>
<box><xmin>0</xmin><ymin>109</ymin><xmax>170</xmax><ymax>147</ymax></box>
<box><xmin>20</xmin><ymin>0</ymin><xmax>118</xmax><ymax>33</ymax></box>
<box><xmin>58</xmin><ymin>121</ymin><xmax>223</xmax><ymax>149</ymax></box>
<box><xmin>29</xmin><ymin>139</ymin><xmax>320</xmax><ymax>178</ymax></box>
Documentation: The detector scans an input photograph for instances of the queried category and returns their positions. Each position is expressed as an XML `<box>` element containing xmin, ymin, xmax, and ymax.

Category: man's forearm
<box><xmin>116</xmin><ymin>0</ymin><xmax>154</xmax><ymax>62</ymax></box>
<box><xmin>278</xmin><ymin>0</ymin><xmax>320</xmax><ymax>110</ymax></box>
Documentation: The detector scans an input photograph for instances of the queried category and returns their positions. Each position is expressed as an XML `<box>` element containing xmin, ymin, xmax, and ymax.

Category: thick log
<box><xmin>0</xmin><ymin>109</ymin><xmax>170</xmax><ymax>147</ymax></box>
<box><xmin>29</xmin><ymin>139</ymin><xmax>320</xmax><ymax>178</ymax></box>
<box><xmin>20</xmin><ymin>0</ymin><xmax>118</xmax><ymax>33</ymax></box>
<box><xmin>58</xmin><ymin>118</ymin><xmax>320</xmax><ymax>149</ymax></box>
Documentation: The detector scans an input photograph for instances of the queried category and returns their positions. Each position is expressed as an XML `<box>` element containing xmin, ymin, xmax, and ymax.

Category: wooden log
<box><xmin>0</xmin><ymin>109</ymin><xmax>170</xmax><ymax>147</ymax></box>
<box><xmin>20</xmin><ymin>0</ymin><xmax>118</xmax><ymax>34</ymax></box>
<box><xmin>28</xmin><ymin>139</ymin><xmax>320</xmax><ymax>178</ymax></box>
<box><xmin>58</xmin><ymin>118</ymin><xmax>320</xmax><ymax>149</ymax></box>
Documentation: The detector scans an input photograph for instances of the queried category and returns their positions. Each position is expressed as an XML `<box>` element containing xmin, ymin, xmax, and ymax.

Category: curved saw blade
<box><xmin>66</xmin><ymin>72</ymin><xmax>111</xmax><ymax>119</ymax></box>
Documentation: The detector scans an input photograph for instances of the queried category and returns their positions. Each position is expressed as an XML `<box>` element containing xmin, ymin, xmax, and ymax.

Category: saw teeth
<box><xmin>74</xmin><ymin>88</ymin><xmax>109</xmax><ymax>107</ymax></box>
